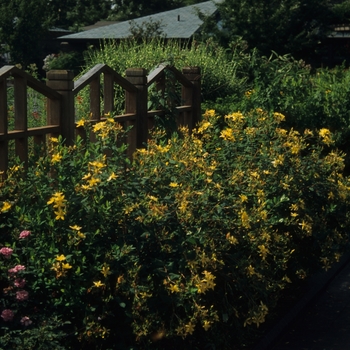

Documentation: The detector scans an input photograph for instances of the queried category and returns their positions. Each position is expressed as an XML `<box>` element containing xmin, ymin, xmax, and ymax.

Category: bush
<box><xmin>43</xmin><ymin>51</ymin><xmax>84</xmax><ymax>75</ymax></box>
<box><xmin>85</xmin><ymin>38</ymin><xmax>248</xmax><ymax>104</ymax></box>
<box><xmin>1</xmin><ymin>110</ymin><xmax>349</xmax><ymax>349</ymax></box>
<box><xmin>205</xmin><ymin>53</ymin><xmax>350</xmax><ymax>162</ymax></box>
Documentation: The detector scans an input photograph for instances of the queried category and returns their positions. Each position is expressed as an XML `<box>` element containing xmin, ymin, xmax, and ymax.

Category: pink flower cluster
<box><xmin>1</xmin><ymin>309</ymin><xmax>14</xmax><ymax>322</ymax></box>
<box><xmin>20</xmin><ymin>316</ymin><xmax>32</xmax><ymax>326</ymax></box>
<box><xmin>1</xmin><ymin>310</ymin><xmax>32</xmax><ymax>326</ymax></box>
<box><xmin>0</xmin><ymin>247</ymin><xmax>13</xmax><ymax>259</ymax></box>
<box><xmin>8</xmin><ymin>265</ymin><xmax>25</xmax><ymax>275</ymax></box>
<box><xmin>19</xmin><ymin>230</ymin><xmax>31</xmax><ymax>239</ymax></box>
<box><xmin>14</xmin><ymin>278</ymin><xmax>26</xmax><ymax>288</ymax></box>
<box><xmin>16</xmin><ymin>290</ymin><xmax>29</xmax><ymax>301</ymax></box>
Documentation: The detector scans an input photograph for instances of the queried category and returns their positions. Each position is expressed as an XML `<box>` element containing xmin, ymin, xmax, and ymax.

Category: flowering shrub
<box><xmin>0</xmin><ymin>110</ymin><xmax>350</xmax><ymax>348</ymax></box>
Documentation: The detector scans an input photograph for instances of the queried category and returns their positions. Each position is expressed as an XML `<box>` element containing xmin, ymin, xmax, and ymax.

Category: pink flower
<box><xmin>14</xmin><ymin>278</ymin><xmax>26</xmax><ymax>288</ymax></box>
<box><xmin>8</xmin><ymin>265</ymin><xmax>26</xmax><ymax>275</ymax></box>
<box><xmin>20</xmin><ymin>316</ymin><xmax>32</xmax><ymax>326</ymax></box>
<box><xmin>1</xmin><ymin>309</ymin><xmax>14</xmax><ymax>322</ymax></box>
<box><xmin>0</xmin><ymin>247</ymin><xmax>13</xmax><ymax>259</ymax></box>
<box><xmin>16</xmin><ymin>290</ymin><xmax>29</xmax><ymax>301</ymax></box>
<box><xmin>19</xmin><ymin>230</ymin><xmax>31</xmax><ymax>239</ymax></box>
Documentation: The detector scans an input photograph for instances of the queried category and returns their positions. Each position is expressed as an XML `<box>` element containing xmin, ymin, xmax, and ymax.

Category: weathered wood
<box><xmin>0</xmin><ymin>79</ymin><xmax>7</xmax><ymax>171</ymax></box>
<box><xmin>46</xmin><ymin>70</ymin><xmax>75</xmax><ymax>145</ymax></box>
<box><xmin>89</xmin><ymin>77</ymin><xmax>101</xmax><ymax>121</ymax></box>
<box><xmin>74</xmin><ymin>63</ymin><xmax>137</xmax><ymax>94</ymax></box>
<box><xmin>14</xmin><ymin>75</ymin><xmax>28</xmax><ymax>165</ymax></box>
<box><xmin>103</xmin><ymin>71</ymin><xmax>114</xmax><ymax>114</ymax></box>
<box><xmin>182</xmin><ymin>67</ymin><xmax>201</xmax><ymax>130</ymax></box>
<box><xmin>0</xmin><ymin>126</ymin><xmax>61</xmax><ymax>141</ymax></box>
<box><xmin>0</xmin><ymin>64</ymin><xmax>201</xmax><ymax>172</ymax></box>
<box><xmin>0</xmin><ymin>66</ymin><xmax>61</xmax><ymax>99</ymax></box>
<box><xmin>125</xmin><ymin>68</ymin><xmax>148</xmax><ymax>152</ymax></box>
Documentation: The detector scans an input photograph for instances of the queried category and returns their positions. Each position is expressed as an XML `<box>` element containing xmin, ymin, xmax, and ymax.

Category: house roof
<box><xmin>58</xmin><ymin>0</ymin><xmax>220</xmax><ymax>41</ymax></box>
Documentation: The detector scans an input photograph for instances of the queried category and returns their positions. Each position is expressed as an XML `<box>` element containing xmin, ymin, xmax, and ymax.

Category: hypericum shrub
<box><xmin>206</xmin><ymin>53</ymin><xmax>350</xmax><ymax>164</ymax></box>
<box><xmin>1</xmin><ymin>110</ymin><xmax>350</xmax><ymax>349</ymax></box>
<box><xmin>122</xmin><ymin>109</ymin><xmax>350</xmax><ymax>348</ymax></box>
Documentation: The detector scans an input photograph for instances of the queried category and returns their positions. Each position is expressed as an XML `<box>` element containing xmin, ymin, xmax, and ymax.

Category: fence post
<box><xmin>0</xmin><ymin>79</ymin><xmax>8</xmax><ymax>172</ymax></box>
<box><xmin>125</xmin><ymin>68</ymin><xmax>148</xmax><ymax>150</ymax></box>
<box><xmin>46</xmin><ymin>70</ymin><xmax>75</xmax><ymax>145</ymax></box>
<box><xmin>182</xmin><ymin>67</ymin><xmax>201</xmax><ymax>130</ymax></box>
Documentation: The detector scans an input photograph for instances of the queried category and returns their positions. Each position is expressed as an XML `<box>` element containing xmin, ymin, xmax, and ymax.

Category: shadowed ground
<box><xmin>271</xmin><ymin>260</ymin><xmax>350</xmax><ymax>350</ymax></box>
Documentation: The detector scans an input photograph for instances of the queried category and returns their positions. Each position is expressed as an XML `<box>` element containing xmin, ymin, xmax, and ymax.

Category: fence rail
<box><xmin>0</xmin><ymin>64</ymin><xmax>201</xmax><ymax>171</ymax></box>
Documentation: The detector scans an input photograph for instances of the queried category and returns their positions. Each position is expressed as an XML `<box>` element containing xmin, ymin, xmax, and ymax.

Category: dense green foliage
<box><xmin>85</xmin><ymin>39</ymin><xmax>247</xmax><ymax>105</ymax></box>
<box><xmin>202</xmin><ymin>0</ymin><xmax>350</xmax><ymax>62</ymax></box>
<box><xmin>0</xmin><ymin>0</ymin><xmax>50</xmax><ymax>67</ymax></box>
<box><xmin>3</xmin><ymin>28</ymin><xmax>350</xmax><ymax>349</ymax></box>
<box><xmin>0</xmin><ymin>0</ymin><xmax>203</xmax><ymax>68</ymax></box>
<box><xmin>1</xmin><ymin>110</ymin><xmax>349</xmax><ymax>349</ymax></box>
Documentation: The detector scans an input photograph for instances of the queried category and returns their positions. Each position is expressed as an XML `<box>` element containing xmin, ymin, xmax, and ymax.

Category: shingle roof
<box><xmin>58</xmin><ymin>1</ymin><xmax>220</xmax><ymax>40</ymax></box>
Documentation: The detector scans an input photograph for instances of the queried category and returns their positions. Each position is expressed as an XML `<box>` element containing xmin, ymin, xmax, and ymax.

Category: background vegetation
<box><xmin>2</xmin><ymin>1</ymin><xmax>350</xmax><ymax>349</ymax></box>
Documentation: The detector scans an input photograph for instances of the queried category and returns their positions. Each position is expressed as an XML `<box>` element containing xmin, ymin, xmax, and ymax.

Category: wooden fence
<box><xmin>0</xmin><ymin>63</ymin><xmax>201</xmax><ymax>171</ymax></box>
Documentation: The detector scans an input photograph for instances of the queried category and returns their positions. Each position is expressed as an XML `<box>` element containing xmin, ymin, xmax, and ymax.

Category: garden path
<box><xmin>270</xmin><ymin>258</ymin><xmax>350</xmax><ymax>349</ymax></box>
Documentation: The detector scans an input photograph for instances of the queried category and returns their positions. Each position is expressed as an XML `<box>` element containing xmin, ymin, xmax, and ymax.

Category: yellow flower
<box><xmin>184</xmin><ymin>322</ymin><xmax>195</xmax><ymax>335</ymax></box>
<box><xmin>89</xmin><ymin>160</ymin><xmax>105</xmax><ymax>170</ymax></box>
<box><xmin>62</xmin><ymin>263</ymin><xmax>72</xmax><ymax>270</ymax></box>
<box><xmin>246</xmin><ymin>265</ymin><xmax>256</xmax><ymax>277</ymax></box>
<box><xmin>239</xmin><ymin>194</ymin><xmax>248</xmax><ymax>203</ymax></box>
<box><xmin>220</xmin><ymin>128</ymin><xmax>235</xmax><ymax>141</ymax></box>
<box><xmin>93</xmin><ymin>280</ymin><xmax>105</xmax><ymax>288</ymax></box>
<box><xmin>47</xmin><ymin>192</ymin><xmax>66</xmax><ymax>206</ymax></box>
<box><xmin>107</xmin><ymin>172</ymin><xmax>117</xmax><ymax>181</ymax></box>
<box><xmin>202</xmin><ymin>320</ymin><xmax>211</xmax><ymax>331</ymax></box>
<box><xmin>51</xmin><ymin>153</ymin><xmax>62</xmax><ymax>164</ymax></box>
<box><xmin>273</xmin><ymin>112</ymin><xmax>286</xmax><ymax>123</ymax></box>
<box><xmin>77</xmin><ymin>231</ymin><xmax>86</xmax><ymax>239</ymax></box>
<box><xmin>276</xmin><ymin>128</ymin><xmax>287</xmax><ymax>136</ymax></box>
<box><xmin>197</xmin><ymin>121</ymin><xmax>211</xmax><ymax>133</ymax></box>
<box><xmin>319</xmin><ymin>128</ymin><xmax>333</xmax><ymax>145</ymax></box>
<box><xmin>169</xmin><ymin>182</ymin><xmax>179</xmax><ymax>188</ymax></box>
<box><xmin>76</xmin><ymin>119</ymin><xmax>86</xmax><ymax>127</ymax></box>
<box><xmin>54</xmin><ymin>209</ymin><xmax>65</xmax><ymax>220</ymax></box>
<box><xmin>88</xmin><ymin>177</ymin><xmax>101</xmax><ymax>187</ymax></box>
<box><xmin>271</xmin><ymin>155</ymin><xmax>284</xmax><ymax>167</ymax></box>
<box><xmin>70</xmin><ymin>225</ymin><xmax>82</xmax><ymax>231</ymax></box>
<box><xmin>299</xmin><ymin>220</ymin><xmax>312</xmax><ymax>235</ymax></box>
<box><xmin>203</xmin><ymin>109</ymin><xmax>216</xmax><ymax>118</ymax></box>
<box><xmin>56</xmin><ymin>254</ymin><xmax>66</xmax><ymax>262</ymax></box>
<box><xmin>240</xmin><ymin>210</ymin><xmax>250</xmax><ymax>229</ymax></box>
<box><xmin>93</xmin><ymin>122</ymin><xmax>105</xmax><ymax>133</ymax></box>
<box><xmin>196</xmin><ymin>271</ymin><xmax>216</xmax><ymax>293</ymax></box>
<box><xmin>168</xmin><ymin>284</ymin><xmax>180</xmax><ymax>293</ymax></box>
<box><xmin>101</xmin><ymin>265</ymin><xmax>111</xmax><ymax>278</ymax></box>
<box><xmin>225</xmin><ymin>112</ymin><xmax>245</xmax><ymax>123</ymax></box>
<box><xmin>148</xmin><ymin>195</ymin><xmax>158</xmax><ymax>202</ymax></box>
<box><xmin>49</xmin><ymin>137</ymin><xmax>59</xmax><ymax>143</ymax></box>
<box><xmin>82</xmin><ymin>173</ymin><xmax>91</xmax><ymax>180</ymax></box>
<box><xmin>1</xmin><ymin>201</ymin><xmax>11</xmax><ymax>212</ymax></box>
<box><xmin>10</xmin><ymin>165</ymin><xmax>20</xmax><ymax>172</ymax></box>
<box><xmin>226</xmin><ymin>233</ymin><xmax>238</xmax><ymax>245</ymax></box>
<box><xmin>258</xmin><ymin>245</ymin><xmax>269</xmax><ymax>260</ymax></box>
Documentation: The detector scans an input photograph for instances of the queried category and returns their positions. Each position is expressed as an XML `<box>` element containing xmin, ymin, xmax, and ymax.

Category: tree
<box><xmin>48</xmin><ymin>0</ymin><xmax>112</xmax><ymax>30</ymax></box>
<box><xmin>202</xmin><ymin>0</ymin><xmax>339</xmax><ymax>61</ymax></box>
<box><xmin>0</xmin><ymin>0</ymin><xmax>50</xmax><ymax>67</ymax></box>
<box><xmin>0</xmin><ymin>0</ymin><xmax>112</xmax><ymax>68</ymax></box>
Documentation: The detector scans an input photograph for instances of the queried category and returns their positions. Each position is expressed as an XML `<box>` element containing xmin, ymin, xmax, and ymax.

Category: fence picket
<box><xmin>0</xmin><ymin>64</ymin><xmax>201</xmax><ymax>172</ymax></box>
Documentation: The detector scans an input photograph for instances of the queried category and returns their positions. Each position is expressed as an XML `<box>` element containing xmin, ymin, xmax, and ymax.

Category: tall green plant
<box><xmin>85</xmin><ymin>38</ymin><xmax>248</xmax><ymax>103</ymax></box>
